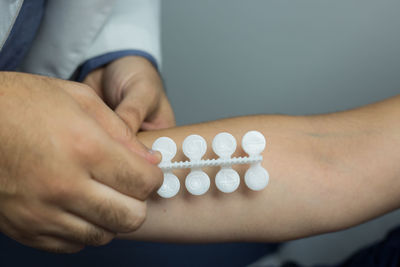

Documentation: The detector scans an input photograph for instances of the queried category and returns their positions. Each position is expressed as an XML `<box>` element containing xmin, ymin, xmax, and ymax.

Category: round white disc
<box><xmin>212</xmin><ymin>132</ymin><xmax>237</xmax><ymax>159</ymax></box>
<box><xmin>185</xmin><ymin>170</ymin><xmax>210</xmax><ymax>195</ymax></box>
<box><xmin>241</xmin><ymin>131</ymin><xmax>266</xmax><ymax>156</ymax></box>
<box><xmin>157</xmin><ymin>173</ymin><xmax>180</xmax><ymax>198</ymax></box>
<box><xmin>182</xmin><ymin>135</ymin><xmax>207</xmax><ymax>161</ymax></box>
<box><xmin>215</xmin><ymin>168</ymin><xmax>240</xmax><ymax>193</ymax></box>
<box><xmin>244</xmin><ymin>165</ymin><xmax>269</xmax><ymax>191</ymax></box>
<box><xmin>152</xmin><ymin>137</ymin><xmax>177</xmax><ymax>163</ymax></box>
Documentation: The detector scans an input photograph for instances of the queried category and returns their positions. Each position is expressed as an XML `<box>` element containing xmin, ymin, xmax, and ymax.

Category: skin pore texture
<box><xmin>119</xmin><ymin>95</ymin><xmax>400</xmax><ymax>243</ymax></box>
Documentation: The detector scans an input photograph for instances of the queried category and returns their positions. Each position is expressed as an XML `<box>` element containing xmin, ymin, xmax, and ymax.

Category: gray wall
<box><xmin>161</xmin><ymin>0</ymin><xmax>400</xmax><ymax>125</ymax></box>
<box><xmin>161</xmin><ymin>1</ymin><xmax>400</xmax><ymax>265</ymax></box>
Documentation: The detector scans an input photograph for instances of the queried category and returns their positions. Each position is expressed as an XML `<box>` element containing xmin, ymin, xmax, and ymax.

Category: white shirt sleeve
<box><xmin>19</xmin><ymin>0</ymin><xmax>160</xmax><ymax>79</ymax></box>
<box><xmin>81</xmin><ymin>0</ymin><xmax>161</xmax><ymax>68</ymax></box>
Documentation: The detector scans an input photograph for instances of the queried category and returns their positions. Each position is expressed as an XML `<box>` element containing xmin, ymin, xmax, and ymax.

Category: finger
<box><xmin>82</xmin><ymin>68</ymin><xmax>104</xmax><ymax>97</ymax></box>
<box><xmin>23</xmin><ymin>235</ymin><xmax>84</xmax><ymax>254</ymax></box>
<box><xmin>115</xmin><ymin>86</ymin><xmax>158</xmax><ymax>133</ymax></box>
<box><xmin>64</xmin><ymin>178</ymin><xmax>149</xmax><ymax>233</ymax></box>
<box><xmin>89</xmin><ymin>137</ymin><xmax>163</xmax><ymax>199</ymax></box>
<box><xmin>117</xmin><ymin>82</ymin><xmax>175</xmax><ymax>131</ymax></box>
<box><xmin>140</xmin><ymin>92</ymin><xmax>176</xmax><ymax>131</ymax></box>
<box><xmin>45</xmin><ymin>212</ymin><xmax>115</xmax><ymax>247</ymax></box>
<box><xmin>101</xmin><ymin>56</ymin><xmax>172</xmax><ymax>132</ymax></box>
<box><xmin>65</xmin><ymin>84</ymin><xmax>158</xmax><ymax>163</ymax></box>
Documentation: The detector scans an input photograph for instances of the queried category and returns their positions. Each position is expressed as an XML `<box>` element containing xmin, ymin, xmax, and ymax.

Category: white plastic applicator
<box><xmin>152</xmin><ymin>137</ymin><xmax>180</xmax><ymax>198</ymax></box>
<box><xmin>242</xmin><ymin>131</ymin><xmax>269</xmax><ymax>191</ymax></box>
<box><xmin>212</xmin><ymin>132</ymin><xmax>240</xmax><ymax>193</ymax></box>
<box><xmin>182</xmin><ymin>135</ymin><xmax>211</xmax><ymax>196</ymax></box>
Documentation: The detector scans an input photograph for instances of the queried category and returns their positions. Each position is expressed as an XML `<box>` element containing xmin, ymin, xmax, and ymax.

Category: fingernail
<box><xmin>148</xmin><ymin>149</ymin><xmax>162</xmax><ymax>164</ymax></box>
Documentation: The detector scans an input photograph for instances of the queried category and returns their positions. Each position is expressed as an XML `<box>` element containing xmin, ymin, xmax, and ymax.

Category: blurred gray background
<box><xmin>161</xmin><ymin>0</ymin><xmax>400</xmax><ymax>266</ymax></box>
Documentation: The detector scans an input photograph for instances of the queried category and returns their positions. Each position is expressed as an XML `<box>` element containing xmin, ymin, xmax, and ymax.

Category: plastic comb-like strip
<box><xmin>158</xmin><ymin>155</ymin><xmax>262</xmax><ymax>171</ymax></box>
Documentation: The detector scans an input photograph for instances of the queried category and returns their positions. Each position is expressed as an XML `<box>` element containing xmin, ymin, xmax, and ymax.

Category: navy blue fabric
<box><xmin>282</xmin><ymin>225</ymin><xmax>400</xmax><ymax>267</ymax></box>
<box><xmin>330</xmin><ymin>225</ymin><xmax>400</xmax><ymax>267</ymax></box>
<box><xmin>0</xmin><ymin>233</ymin><xmax>276</xmax><ymax>267</ymax></box>
<box><xmin>0</xmin><ymin>0</ymin><xmax>46</xmax><ymax>70</ymax></box>
<box><xmin>74</xmin><ymin>50</ymin><xmax>159</xmax><ymax>82</ymax></box>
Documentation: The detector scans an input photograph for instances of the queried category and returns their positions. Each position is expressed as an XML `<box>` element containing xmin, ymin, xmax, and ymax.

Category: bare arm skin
<box><xmin>120</xmin><ymin>95</ymin><xmax>400</xmax><ymax>243</ymax></box>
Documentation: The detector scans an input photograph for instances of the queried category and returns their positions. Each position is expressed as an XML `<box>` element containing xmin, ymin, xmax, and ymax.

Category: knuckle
<box><xmin>68</xmin><ymin>131</ymin><xmax>103</xmax><ymax>164</ymax></box>
<box><xmin>94</xmin><ymin>199</ymin><xmax>132</xmax><ymax>232</ymax></box>
<box><xmin>133</xmin><ymin>178</ymin><xmax>152</xmax><ymax>201</ymax></box>
<box><xmin>44</xmin><ymin>179</ymin><xmax>77</xmax><ymax>204</ymax></box>
<box><xmin>74</xmin><ymin>83</ymin><xmax>98</xmax><ymax>102</ymax></box>
<box><xmin>137</xmin><ymin>179</ymin><xmax>154</xmax><ymax>200</ymax></box>
<box><xmin>67</xmin><ymin>83</ymin><xmax>102</xmax><ymax>114</ymax></box>
<box><xmin>114</xmin><ymin>163</ymin><xmax>137</xmax><ymax>192</ymax></box>
<box><xmin>114</xmin><ymin>161</ymin><xmax>162</xmax><ymax>199</ymax></box>
<box><xmin>125</xmin><ymin>105</ymin><xmax>142</xmax><ymax>119</ymax></box>
<box><xmin>127</xmin><ymin>202</ymin><xmax>147</xmax><ymax>231</ymax></box>
<box><xmin>115</xmin><ymin>202</ymin><xmax>146</xmax><ymax>233</ymax></box>
<box><xmin>119</xmin><ymin>106</ymin><xmax>142</xmax><ymax>126</ymax></box>
<box><xmin>83</xmin><ymin>227</ymin><xmax>114</xmax><ymax>246</ymax></box>
<box><xmin>93</xmin><ymin>196</ymin><xmax>147</xmax><ymax>233</ymax></box>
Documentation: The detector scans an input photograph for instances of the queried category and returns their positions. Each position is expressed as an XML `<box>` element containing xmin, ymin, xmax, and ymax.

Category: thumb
<box><xmin>114</xmin><ymin>96</ymin><xmax>164</xmax><ymax>164</ymax></box>
<box><xmin>66</xmin><ymin>85</ymin><xmax>160</xmax><ymax>164</ymax></box>
<box><xmin>114</xmin><ymin>94</ymin><xmax>147</xmax><ymax>136</ymax></box>
<box><xmin>95</xmin><ymin>102</ymin><xmax>160</xmax><ymax>164</ymax></box>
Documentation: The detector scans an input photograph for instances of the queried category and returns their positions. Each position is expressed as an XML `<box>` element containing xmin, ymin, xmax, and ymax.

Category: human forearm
<box><xmin>120</xmin><ymin>95</ymin><xmax>400</xmax><ymax>242</ymax></box>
